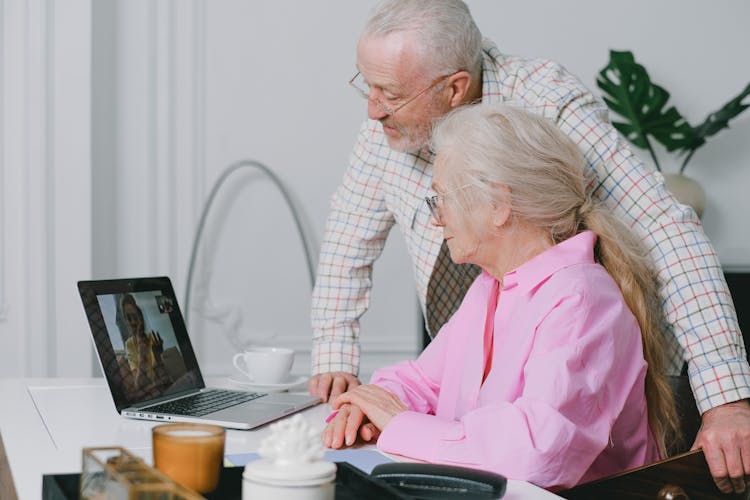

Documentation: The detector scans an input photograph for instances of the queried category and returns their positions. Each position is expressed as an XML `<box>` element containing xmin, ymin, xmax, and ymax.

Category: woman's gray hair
<box><xmin>362</xmin><ymin>0</ymin><xmax>483</xmax><ymax>81</ymax></box>
<box><xmin>431</xmin><ymin>103</ymin><xmax>591</xmax><ymax>243</ymax></box>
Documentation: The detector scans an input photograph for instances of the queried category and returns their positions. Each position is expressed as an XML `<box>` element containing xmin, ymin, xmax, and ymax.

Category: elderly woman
<box><xmin>322</xmin><ymin>104</ymin><xmax>679</xmax><ymax>489</ymax></box>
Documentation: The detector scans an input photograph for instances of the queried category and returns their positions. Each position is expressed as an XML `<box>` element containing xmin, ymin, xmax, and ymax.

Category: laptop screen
<box><xmin>78</xmin><ymin>277</ymin><xmax>205</xmax><ymax>411</ymax></box>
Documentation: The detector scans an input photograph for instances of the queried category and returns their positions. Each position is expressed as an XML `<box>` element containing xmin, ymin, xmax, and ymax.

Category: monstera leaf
<box><xmin>678</xmin><ymin>81</ymin><xmax>750</xmax><ymax>171</ymax></box>
<box><xmin>598</xmin><ymin>50</ymin><xmax>750</xmax><ymax>173</ymax></box>
<box><xmin>597</xmin><ymin>51</ymin><xmax>693</xmax><ymax>171</ymax></box>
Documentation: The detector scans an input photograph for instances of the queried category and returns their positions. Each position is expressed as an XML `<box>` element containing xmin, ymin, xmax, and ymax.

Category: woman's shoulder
<box><xmin>535</xmin><ymin>262</ymin><xmax>625</xmax><ymax>307</ymax></box>
<box><xmin>528</xmin><ymin>263</ymin><xmax>638</xmax><ymax>341</ymax></box>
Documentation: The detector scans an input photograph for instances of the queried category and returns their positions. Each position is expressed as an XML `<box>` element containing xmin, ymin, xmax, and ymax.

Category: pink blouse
<box><xmin>371</xmin><ymin>231</ymin><xmax>659</xmax><ymax>489</ymax></box>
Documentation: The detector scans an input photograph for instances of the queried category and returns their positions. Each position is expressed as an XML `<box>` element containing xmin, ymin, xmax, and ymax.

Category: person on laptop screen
<box><xmin>323</xmin><ymin>104</ymin><xmax>680</xmax><ymax>489</ymax></box>
<box><xmin>105</xmin><ymin>291</ymin><xmax>197</xmax><ymax>402</ymax></box>
<box><xmin>120</xmin><ymin>293</ymin><xmax>172</xmax><ymax>397</ymax></box>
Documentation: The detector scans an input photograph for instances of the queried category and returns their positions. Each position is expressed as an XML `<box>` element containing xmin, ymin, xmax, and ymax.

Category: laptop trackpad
<box><xmin>211</xmin><ymin>402</ymin><xmax>296</xmax><ymax>422</ymax></box>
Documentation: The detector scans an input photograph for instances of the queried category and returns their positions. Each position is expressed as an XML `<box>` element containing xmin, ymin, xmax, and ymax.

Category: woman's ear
<box><xmin>491</xmin><ymin>184</ymin><xmax>512</xmax><ymax>228</ymax></box>
<box><xmin>492</xmin><ymin>200</ymin><xmax>512</xmax><ymax>228</ymax></box>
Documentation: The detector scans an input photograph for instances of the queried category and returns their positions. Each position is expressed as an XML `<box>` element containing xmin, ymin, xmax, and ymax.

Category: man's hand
<box><xmin>308</xmin><ymin>372</ymin><xmax>361</xmax><ymax>403</ymax></box>
<box><xmin>692</xmin><ymin>399</ymin><xmax>750</xmax><ymax>493</ymax></box>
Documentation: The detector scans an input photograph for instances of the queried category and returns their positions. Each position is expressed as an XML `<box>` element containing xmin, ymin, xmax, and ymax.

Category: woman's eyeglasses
<box><xmin>424</xmin><ymin>185</ymin><xmax>472</xmax><ymax>224</ymax></box>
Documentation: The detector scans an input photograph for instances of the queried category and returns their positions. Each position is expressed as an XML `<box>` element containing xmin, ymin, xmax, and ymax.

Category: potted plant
<box><xmin>597</xmin><ymin>50</ymin><xmax>750</xmax><ymax>217</ymax></box>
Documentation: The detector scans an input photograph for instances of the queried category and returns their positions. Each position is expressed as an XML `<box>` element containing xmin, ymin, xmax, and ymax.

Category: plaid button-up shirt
<box><xmin>311</xmin><ymin>39</ymin><xmax>750</xmax><ymax>413</ymax></box>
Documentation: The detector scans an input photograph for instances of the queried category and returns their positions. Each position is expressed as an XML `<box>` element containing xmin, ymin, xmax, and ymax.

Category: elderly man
<box><xmin>308</xmin><ymin>0</ymin><xmax>750</xmax><ymax>492</ymax></box>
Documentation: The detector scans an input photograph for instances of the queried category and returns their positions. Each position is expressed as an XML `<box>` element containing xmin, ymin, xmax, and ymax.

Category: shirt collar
<box><xmin>486</xmin><ymin>231</ymin><xmax>598</xmax><ymax>293</ymax></box>
<box><xmin>480</xmin><ymin>38</ymin><xmax>508</xmax><ymax>102</ymax></box>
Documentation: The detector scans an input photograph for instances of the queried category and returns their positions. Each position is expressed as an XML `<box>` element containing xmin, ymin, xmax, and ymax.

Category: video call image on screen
<box><xmin>97</xmin><ymin>291</ymin><xmax>197</xmax><ymax>403</ymax></box>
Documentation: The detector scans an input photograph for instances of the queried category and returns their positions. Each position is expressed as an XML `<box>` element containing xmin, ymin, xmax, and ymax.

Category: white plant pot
<box><xmin>663</xmin><ymin>173</ymin><xmax>706</xmax><ymax>219</ymax></box>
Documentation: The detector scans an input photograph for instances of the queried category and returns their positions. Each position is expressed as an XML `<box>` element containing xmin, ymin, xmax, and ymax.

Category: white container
<box><xmin>242</xmin><ymin>458</ymin><xmax>336</xmax><ymax>500</ymax></box>
<box><xmin>242</xmin><ymin>414</ymin><xmax>336</xmax><ymax>500</ymax></box>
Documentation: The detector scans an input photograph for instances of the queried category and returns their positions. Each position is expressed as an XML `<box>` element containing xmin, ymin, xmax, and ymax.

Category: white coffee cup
<box><xmin>232</xmin><ymin>347</ymin><xmax>294</xmax><ymax>384</ymax></box>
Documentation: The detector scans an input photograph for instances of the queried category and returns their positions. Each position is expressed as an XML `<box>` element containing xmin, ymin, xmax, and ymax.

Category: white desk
<box><xmin>0</xmin><ymin>377</ymin><xmax>561</xmax><ymax>499</ymax></box>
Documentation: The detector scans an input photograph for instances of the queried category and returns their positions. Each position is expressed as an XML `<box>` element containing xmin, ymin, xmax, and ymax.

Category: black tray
<box><xmin>42</xmin><ymin>462</ymin><xmax>411</xmax><ymax>500</ymax></box>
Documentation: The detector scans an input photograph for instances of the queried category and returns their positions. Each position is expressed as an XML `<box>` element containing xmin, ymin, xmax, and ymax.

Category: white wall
<box><xmin>468</xmin><ymin>0</ymin><xmax>750</xmax><ymax>265</ymax></box>
<box><xmin>92</xmin><ymin>0</ymin><xmax>424</xmax><ymax>377</ymax></box>
<box><xmin>2</xmin><ymin>0</ymin><xmax>748</xmax><ymax>377</ymax></box>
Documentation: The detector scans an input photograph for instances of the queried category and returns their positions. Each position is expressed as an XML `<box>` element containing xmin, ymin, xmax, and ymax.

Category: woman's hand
<box><xmin>322</xmin><ymin>403</ymin><xmax>376</xmax><ymax>449</ymax></box>
<box><xmin>332</xmin><ymin>384</ymin><xmax>408</xmax><ymax>432</ymax></box>
<box><xmin>148</xmin><ymin>331</ymin><xmax>164</xmax><ymax>358</ymax></box>
<box><xmin>322</xmin><ymin>385</ymin><xmax>407</xmax><ymax>449</ymax></box>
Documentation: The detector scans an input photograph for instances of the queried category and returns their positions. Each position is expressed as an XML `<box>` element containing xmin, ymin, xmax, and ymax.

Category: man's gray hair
<box><xmin>362</xmin><ymin>0</ymin><xmax>483</xmax><ymax>81</ymax></box>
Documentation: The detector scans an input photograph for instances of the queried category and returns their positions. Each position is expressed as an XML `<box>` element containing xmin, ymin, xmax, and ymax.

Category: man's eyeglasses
<box><xmin>348</xmin><ymin>71</ymin><xmax>456</xmax><ymax>117</ymax></box>
<box><xmin>424</xmin><ymin>185</ymin><xmax>472</xmax><ymax>225</ymax></box>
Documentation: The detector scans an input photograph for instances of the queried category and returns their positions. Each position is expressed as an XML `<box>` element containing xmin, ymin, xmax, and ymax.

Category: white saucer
<box><xmin>227</xmin><ymin>374</ymin><xmax>308</xmax><ymax>392</ymax></box>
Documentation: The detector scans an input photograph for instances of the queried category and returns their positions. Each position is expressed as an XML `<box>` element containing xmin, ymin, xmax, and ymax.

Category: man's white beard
<box><xmin>384</xmin><ymin>120</ymin><xmax>433</xmax><ymax>154</ymax></box>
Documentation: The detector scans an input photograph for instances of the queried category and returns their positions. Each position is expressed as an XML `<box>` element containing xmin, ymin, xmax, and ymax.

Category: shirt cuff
<box><xmin>311</xmin><ymin>340</ymin><xmax>360</xmax><ymax>376</ymax></box>
<box><xmin>377</xmin><ymin>411</ymin><xmax>464</xmax><ymax>462</ymax></box>
<box><xmin>689</xmin><ymin>358</ymin><xmax>750</xmax><ymax>414</ymax></box>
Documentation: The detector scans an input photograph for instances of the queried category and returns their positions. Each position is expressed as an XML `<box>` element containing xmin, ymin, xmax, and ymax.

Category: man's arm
<box><xmin>310</xmin><ymin>121</ymin><xmax>395</xmax><ymax>398</ymax></box>
<box><xmin>550</xmin><ymin>75</ymin><xmax>750</xmax><ymax>492</ymax></box>
<box><xmin>538</xmin><ymin>67</ymin><xmax>750</xmax><ymax>402</ymax></box>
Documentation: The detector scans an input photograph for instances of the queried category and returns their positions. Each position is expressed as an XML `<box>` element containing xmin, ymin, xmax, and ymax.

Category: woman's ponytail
<box><xmin>582</xmin><ymin>206</ymin><xmax>681</xmax><ymax>456</ymax></box>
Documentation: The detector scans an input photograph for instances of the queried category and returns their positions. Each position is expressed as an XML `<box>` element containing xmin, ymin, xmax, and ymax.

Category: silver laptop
<box><xmin>77</xmin><ymin>276</ymin><xmax>320</xmax><ymax>430</ymax></box>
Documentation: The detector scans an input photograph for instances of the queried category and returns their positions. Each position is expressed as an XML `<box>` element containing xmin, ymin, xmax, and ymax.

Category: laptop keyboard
<box><xmin>145</xmin><ymin>389</ymin><xmax>264</xmax><ymax>417</ymax></box>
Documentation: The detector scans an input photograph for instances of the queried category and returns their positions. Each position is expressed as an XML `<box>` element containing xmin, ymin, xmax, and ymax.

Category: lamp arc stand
<box><xmin>184</xmin><ymin>159</ymin><xmax>317</xmax><ymax>328</ymax></box>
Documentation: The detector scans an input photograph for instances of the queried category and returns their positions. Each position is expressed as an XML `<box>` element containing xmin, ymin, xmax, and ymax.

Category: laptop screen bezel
<box><xmin>77</xmin><ymin>276</ymin><xmax>206</xmax><ymax>412</ymax></box>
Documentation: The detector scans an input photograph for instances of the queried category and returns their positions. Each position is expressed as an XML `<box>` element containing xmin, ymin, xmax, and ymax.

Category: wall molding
<box><xmin>23</xmin><ymin>0</ymin><xmax>54</xmax><ymax>375</ymax></box>
<box><xmin>0</xmin><ymin>0</ymin><xmax>31</xmax><ymax>373</ymax></box>
<box><xmin>0</xmin><ymin>0</ymin><xmax>94</xmax><ymax>376</ymax></box>
<box><xmin>191</xmin><ymin>0</ymin><xmax>206</xmax><ymax>252</ymax></box>
<box><xmin>140</xmin><ymin>0</ymin><xmax>207</xmax><ymax>352</ymax></box>
<box><xmin>0</xmin><ymin>0</ymin><xmax>7</xmax><ymax>321</ymax></box>
<box><xmin>151</xmin><ymin>0</ymin><xmax>176</xmax><ymax>277</ymax></box>
<box><xmin>148</xmin><ymin>0</ymin><xmax>206</xmax><ymax>285</ymax></box>
<box><xmin>178</xmin><ymin>0</ymin><xmax>207</xmax><ymax>353</ymax></box>
<box><xmin>0</xmin><ymin>0</ymin><xmax>58</xmax><ymax>373</ymax></box>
